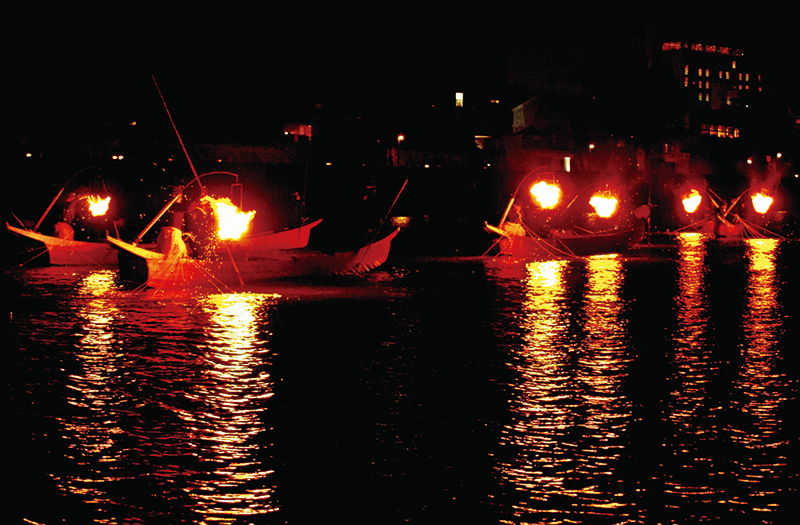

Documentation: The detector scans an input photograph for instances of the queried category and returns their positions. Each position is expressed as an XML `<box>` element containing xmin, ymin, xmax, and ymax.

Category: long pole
<box><xmin>152</xmin><ymin>76</ymin><xmax>205</xmax><ymax>196</ymax></box>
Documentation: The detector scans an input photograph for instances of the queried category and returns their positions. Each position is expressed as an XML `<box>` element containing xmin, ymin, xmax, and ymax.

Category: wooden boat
<box><xmin>234</xmin><ymin>218</ymin><xmax>322</xmax><ymax>252</ymax></box>
<box><xmin>484</xmin><ymin>215</ymin><xmax>647</xmax><ymax>260</ymax></box>
<box><xmin>6</xmin><ymin>222</ymin><xmax>118</xmax><ymax>266</ymax></box>
<box><xmin>107</xmin><ymin>228</ymin><xmax>400</xmax><ymax>290</ymax></box>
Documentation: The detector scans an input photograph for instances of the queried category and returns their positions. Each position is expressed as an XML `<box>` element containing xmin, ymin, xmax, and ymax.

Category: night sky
<box><xmin>10</xmin><ymin>8</ymin><xmax>798</xmax><ymax>143</ymax></box>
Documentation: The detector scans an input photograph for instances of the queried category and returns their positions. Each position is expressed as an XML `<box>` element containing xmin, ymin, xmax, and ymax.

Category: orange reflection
<box><xmin>56</xmin><ymin>270</ymin><xmax>126</xmax><ymax>508</ymax></box>
<box><xmin>494</xmin><ymin>258</ymin><xmax>634</xmax><ymax>519</ymax></box>
<box><xmin>177</xmin><ymin>292</ymin><xmax>281</xmax><ymax>518</ymax></box>
<box><xmin>728</xmin><ymin>239</ymin><xmax>785</xmax><ymax>512</ymax></box>
<box><xmin>670</xmin><ymin>233</ymin><xmax>713</xmax><ymax>432</ymax></box>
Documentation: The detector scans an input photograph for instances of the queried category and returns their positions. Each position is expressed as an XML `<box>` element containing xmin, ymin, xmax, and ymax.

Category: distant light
<box><xmin>112</xmin><ymin>155</ymin><xmax>124</xmax><ymax>160</ymax></box>
<box><xmin>129</xmin><ymin>121</ymin><xmax>137</xmax><ymax>126</ymax></box>
<box><xmin>776</xmin><ymin>152</ymin><xmax>782</xmax><ymax>159</ymax></box>
<box><xmin>325</xmin><ymin>162</ymin><xmax>333</xmax><ymax>166</ymax></box>
<box><xmin>747</xmin><ymin>158</ymin><xmax>753</xmax><ymax>164</ymax></box>
<box><xmin>455</xmin><ymin>92</ymin><xmax>464</xmax><ymax>107</ymax></box>
<box><xmin>25</xmin><ymin>152</ymin><xmax>32</xmax><ymax>158</ymax></box>
<box><xmin>589</xmin><ymin>143</ymin><xmax>596</xmax><ymax>150</ymax></box>
<box><xmin>490</xmin><ymin>99</ymin><xmax>500</xmax><ymax>104</ymax></box>
<box><xmin>564</xmin><ymin>157</ymin><xmax>571</xmax><ymax>172</ymax></box>
<box><xmin>217</xmin><ymin>159</ymin><xmax>223</xmax><ymax>163</ymax></box>
<box><xmin>424</xmin><ymin>164</ymin><xmax>430</xmax><ymax>168</ymax></box>
<box><xmin>397</xmin><ymin>134</ymin><xmax>405</xmax><ymax>142</ymax></box>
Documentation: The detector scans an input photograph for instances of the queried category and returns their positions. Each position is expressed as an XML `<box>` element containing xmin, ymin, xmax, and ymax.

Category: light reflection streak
<box><xmin>55</xmin><ymin>270</ymin><xmax>129</xmax><ymax>514</ymax></box>
<box><xmin>495</xmin><ymin>258</ymin><xmax>635</xmax><ymax>521</ymax></box>
<box><xmin>665</xmin><ymin>233</ymin><xmax>722</xmax><ymax>505</ymax></box>
<box><xmin>670</xmin><ymin>233</ymin><xmax>715</xmax><ymax>432</ymax></box>
<box><xmin>177</xmin><ymin>292</ymin><xmax>281</xmax><ymax>519</ymax></box>
<box><xmin>728</xmin><ymin>239</ymin><xmax>787</xmax><ymax>512</ymax></box>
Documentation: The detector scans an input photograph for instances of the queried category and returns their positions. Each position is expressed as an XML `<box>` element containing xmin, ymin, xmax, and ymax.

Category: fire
<box><xmin>529</xmin><ymin>181</ymin><xmax>561</xmax><ymax>209</ymax></box>
<box><xmin>207</xmin><ymin>196</ymin><xmax>255</xmax><ymax>240</ymax></box>
<box><xmin>682</xmin><ymin>189</ymin><xmax>702</xmax><ymax>213</ymax></box>
<box><xmin>87</xmin><ymin>196</ymin><xmax>110</xmax><ymax>216</ymax></box>
<box><xmin>751</xmin><ymin>192</ymin><xmax>773</xmax><ymax>214</ymax></box>
<box><xmin>590</xmin><ymin>194</ymin><xmax>618</xmax><ymax>218</ymax></box>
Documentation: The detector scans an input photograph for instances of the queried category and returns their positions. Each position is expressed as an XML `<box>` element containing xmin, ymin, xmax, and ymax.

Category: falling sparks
<box><xmin>209</xmin><ymin>197</ymin><xmax>255</xmax><ymax>240</ymax></box>
<box><xmin>529</xmin><ymin>181</ymin><xmax>561</xmax><ymax>209</ymax></box>
<box><xmin>751</xmin><ymin>192</ymin><xmax>773</xmax><ymax>214</ymax></box>
<box><xmin>682</xmin><ymin>189</ymin><xmax>703</xmax><ymax>213</ymax></box>
<box><xmin>87</xmin><ymin>196</ymin><xmax>110</xmax><ymax>217</ymax></box>
<box><xmin>590</xmin><ymin>194</ymin><xmax>618</xmax><ymax>218</ymax></box>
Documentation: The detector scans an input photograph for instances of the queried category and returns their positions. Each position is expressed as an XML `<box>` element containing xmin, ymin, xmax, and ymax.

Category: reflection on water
<box><xmin>496</xmin><ymin>256</ymin><xmax>636</xmax><ymax>522</ymax></box>
<box><xmin>7</xmin><ymin>246</ymin><xmax>796</xmax><ymax>523</ymax></box>
<box><xmin>728</xmin><ymin>239</ymin><xmax>787</xmax><ymax>513</ymax></box>
<box><xmin>183</xmin><ymin>293</ymin><xmax>280</xmax><ymax>519</ymax></box>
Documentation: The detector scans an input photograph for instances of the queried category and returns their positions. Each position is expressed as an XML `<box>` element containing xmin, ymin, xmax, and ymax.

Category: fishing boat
<box><xmin>484</xmin><ymin>212</ymin><xmax>648</xmax><ymax>260</ymax></box>
<box><xmin>7</xmin><ymin>222</ymin><xmax>118</xmax><ymax>266</ymax></box>
<box><xmin>107</xmin><ymin>228</ymin><xmax>400</xmax><ymax>290</ymax></box>
<box><xmin>674</xmin><ymin>187</ymin><xmax>783</xmax><ymax>239</ymax></box>
<box><xmin>484</xmin><ymin>167</ymin><xmax>650</xmax><ymax>261</ymax></box>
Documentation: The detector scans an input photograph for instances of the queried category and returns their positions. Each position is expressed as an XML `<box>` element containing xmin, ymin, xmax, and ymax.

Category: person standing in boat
<box><xmin>54</xmin><ymin>192</ymin><xmax>87</xmax><ymax>240</ymax></box>
<box><xmin>156</xmin><ymin>187</ymin><xmax>203</xmax><ymax>258</ymax></box>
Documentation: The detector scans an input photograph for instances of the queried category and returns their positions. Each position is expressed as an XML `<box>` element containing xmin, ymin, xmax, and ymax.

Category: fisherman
<box><xmin>185</xmin><ymin>198</ymin><xmax>219</xmax><ymax>259</ymax></box>
<box><xmin>54</xmin><ymin>192</ymin><xmax>84</xmax><ymax>240</ymax></box>
<box><xmin>156</xmin><ymin>187</ymin><xmax>204</xmax><ymax>257</ymax></box>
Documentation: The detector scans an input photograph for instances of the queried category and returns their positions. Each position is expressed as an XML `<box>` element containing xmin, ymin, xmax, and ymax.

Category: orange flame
<box><xmin>87</xmin><ymin>196</ymin><xmax>110</xmax><ymax>216</ymax></box>
<box><xmin>682</xmin><ymin>189</ymin><xmax>702</xmax><ymax>213</ymax></box>
<box><xmin>590</xmin><ymin>193</ymin><xmax>618</xmax><ymax>218</ymax></box>
<box><xmin>751</xmin><ymin>192</ymin><xmax>773</xmax><ymax>214</ymax></box>
<box><xmin>529</xmin><ymin>181</ymin><xmax>561</xmax><ymax>209</ymax></box>
<box><xmin>206</xmin><ymin>196</ymin><xmax>255</xmax><ymax>240</ymax></box>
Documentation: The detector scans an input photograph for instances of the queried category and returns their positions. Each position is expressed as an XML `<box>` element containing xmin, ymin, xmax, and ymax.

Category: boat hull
<box><xmin>7</xmin><ymin>223</ymin><xmax>118</xmax><ymax>266</ymax></box>
<box><xmin>485</xmin><ymin>221</ymin><xmax>645</xmax><ymax>261</ymax></box>
<box><xmin>108</xmin><ymin>229</ymin><xmax>399</xmax><ymax>289</ymax></box>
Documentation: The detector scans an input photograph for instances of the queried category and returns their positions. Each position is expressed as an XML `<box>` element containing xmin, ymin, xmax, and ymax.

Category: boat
<box><xmin>484</xmin><ymin>210</ymin><xmax>648</xmax><ymax>260</ymax></box>
<box><xmin>107</xmin><ymin>228</ymin><xmax>400</xmax><ymax>290</ymax></box>
<box><xmin>234</xmin><ymin>218</ymin><xmax>322</xmax><ymax>252</ymax></box>
<box><xmin>7</xmin><ymin>222</ymin><xmax>119</xmax><ymax>266</ymax></box>
<box><xmin>483</xmin><ymin>167</ymin><xmax>650</xmax><ymax>261</ymax></box>
<box><xmin>674</xmin><ymin>187</ymin><xmax>783</xmax><ymax>240</ymax></box>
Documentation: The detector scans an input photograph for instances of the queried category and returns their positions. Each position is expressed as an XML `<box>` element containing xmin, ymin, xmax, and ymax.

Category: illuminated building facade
<box><xmin>661</xmin><ymin>41</ymin><xmax>762</xmax><ymax>139</ymax></box>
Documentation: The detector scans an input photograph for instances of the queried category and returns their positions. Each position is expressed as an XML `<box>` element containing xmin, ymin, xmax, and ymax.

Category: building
<box><xmin>660</xmin><ymin>41</ymin><xmax>762</xmax><ymax>139</ymax></box>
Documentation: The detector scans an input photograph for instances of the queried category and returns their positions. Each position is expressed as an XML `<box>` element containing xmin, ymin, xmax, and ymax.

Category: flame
<box><xmin>589</xmin><ymin>194</ymin><xmax>618</xmax><ymax>218</ymax></box>
<box><xmin>751</xmin><ymin>192</ymin><xmax>773</xmax><ymax>214</ymax></box>
<box><xmin>682</xmin><ymin>189</ymin><xmax>702</xmax><ymax>213</ymax></box>
<box><xmin>87</xmin><ymin>196</ymin><xmax>110</xmax><ymax>217</ymax></box>
<box><xmin>208</xmin><ymin>197</ymin><xmax>255</xmax><ymax>240</ymax></box>
<box><xmin>529</xmin><ymin>181</ymin><xmax>561</xmax><ymax>209</ymax></box>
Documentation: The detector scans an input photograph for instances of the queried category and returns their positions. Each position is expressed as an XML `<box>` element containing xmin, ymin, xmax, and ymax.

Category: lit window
<box><xmin>745</xmin><ymin>73</ymin><xmax>749</xmax><ymax>81</ymax></box>
<box><xmin>684</xmin><ymin>77</ymin><xmax>689</xmax><ymax>87</ymax></box>
<box><xmin>455</xmin><ymin>92</ymin><xmax>464</xmax><ymax>107</ymax></box>
<box><xmin>726</xmin><ymin>71</ymin><xmax>730</xmax><ymax>80</ymax></box>
<box><xmin>739</xmin><ymin>73</ymin><xmax>743</xmax><ymax>81</ymax></box>
<box><xmin>732</xmin><ymin>60</ymin><xmax>737</xmax><ymax>69</ymax></box>
<box><xmin>720</xmin><ymin>47</ymin><xmax>730</xmax><ymax>55</ymax></box>
<box><xmin>705</xmin><ymin>69</ymin><xmax>710</xmax><ymax>77</ymax></box>
<box><xmin>684</xmin><ymin>65</ymin><xmax>689</xmax><ymax>76</ymax></box>
<box><xmin>564</xmin><ymin>157</ymin><xmax>571</xmax><ymax>172</ymax></box>
<box><xmin>692</xmin><ymin>43</ymin><xmax>703</xmax><ymax>51</ymax></box>
<box><xmin>719</xmin><ymin>71</ymin><xmax>723</xmax><ymax>79</ymax></box>
<box><xmin>734</xmin><ymin>128</ymin><xmax>740</xmax><ymax>138</ymax></box>
<box><xmin>698</xmin><ymin>68</ymin><xmax>703</xmax><ymax>77</ymax></box>
<box><xmin>705</xmin><ymin>81</ymin><xmax>710</xmax><ymax>89</ymax></box>
<box><xmin>705</xmin><ymin>94</ymin><xmax>710</xmax><ymax>102</ymax></box>
<box><xmin>698</xmin><ymin>93</ymin><xmax>703</xmax><ymax>101</ymax></box>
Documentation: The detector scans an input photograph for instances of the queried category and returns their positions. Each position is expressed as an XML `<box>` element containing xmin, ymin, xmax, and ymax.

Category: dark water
<box><xmin>5</xmin><ymin>235</ymin><xmax>798</xmax><ymax>524</ymax></box>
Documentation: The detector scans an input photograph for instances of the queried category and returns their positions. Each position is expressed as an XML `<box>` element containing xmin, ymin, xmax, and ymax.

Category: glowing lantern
<box><xmin>529</xmin><ymin>181</ymin><xmax>561</xmax><ymax>209</ymax></box>
<box><xmin>590</xmin><ymin>193</ymin><xmax>618</xmax><ymax>218</ymax></box>
<box><xmin>751</xmin><ymin>192</ymin><xmax>773</xmax><ymax>214</ymax></box>
<box><xmin>88</xmin><ymin>196</ymin><xmax>110</xmax><ymax>216</ymax></box>
<box><xmin>208</xmin><ymin>197</ymin><xmax>255</xmax><ymax>240</ymax></box>
<box><xmin>682</xmin><ymin>189</ymin><xmax>702</xmax><ymax>213</ymax></box>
